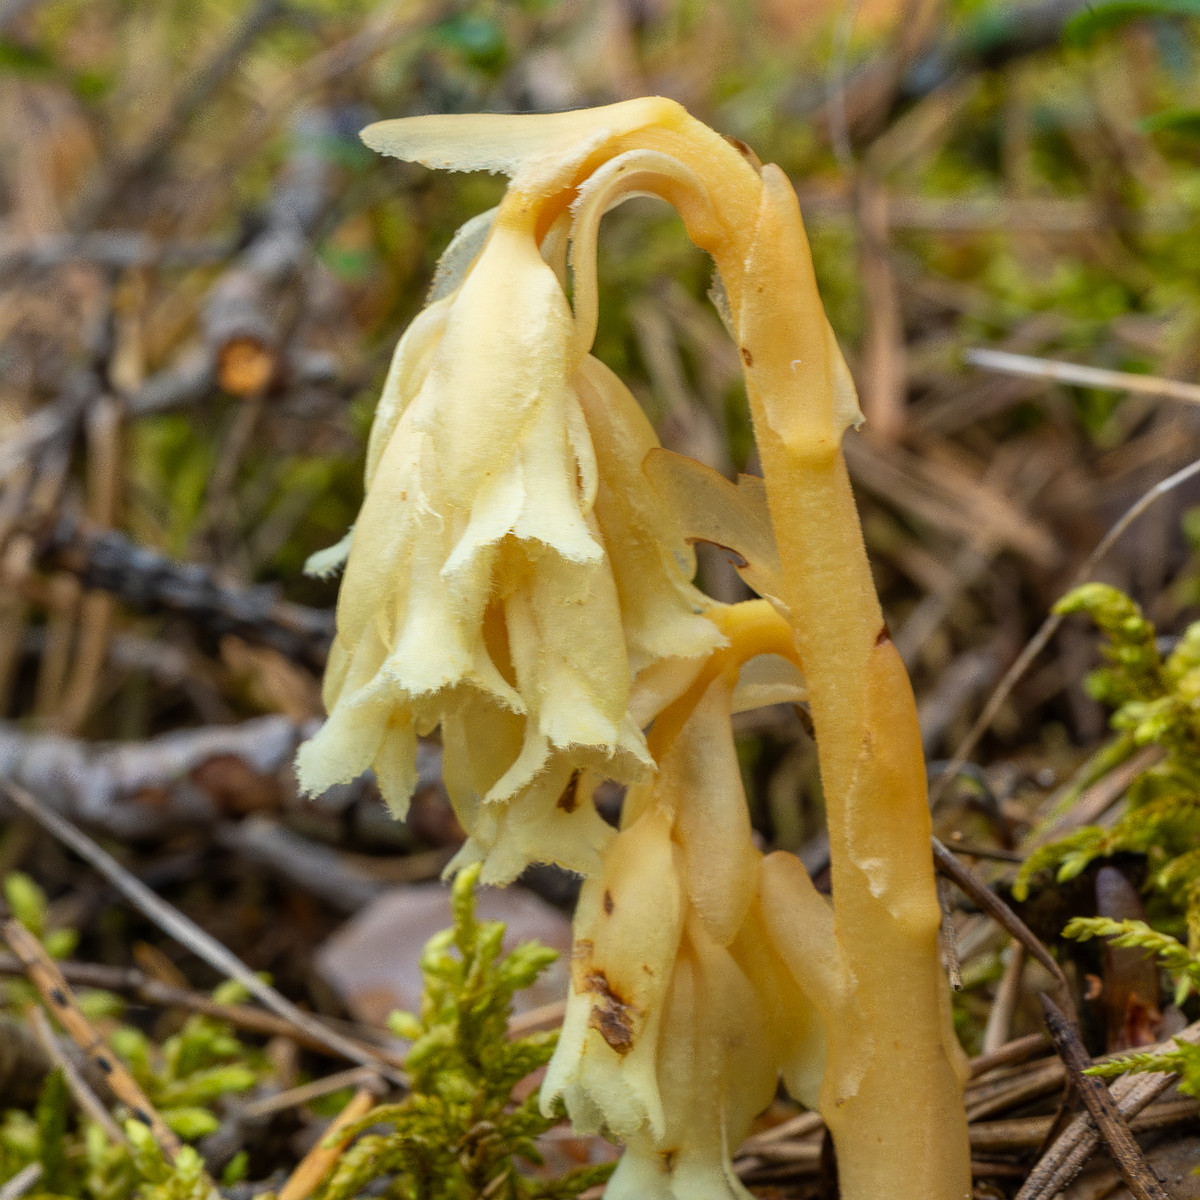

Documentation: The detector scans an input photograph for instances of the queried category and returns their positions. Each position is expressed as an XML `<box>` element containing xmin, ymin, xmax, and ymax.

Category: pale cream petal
<box><xmin>441</xmin><ymin>693</ymin><xmax>524</xmax><ymax>815</ymax></box>
<box><xmin>758</xmin><ymin>850</ymin><xmax>849</xmax><ymax>1017</ymax></box>
<box><xmin>686</xmin><ymin>916</ymin><xmax>779</xmax><ymax>1164</ymax></box>
<box><xmin>730</xmin><ymin>895</ymin><xmax>826</xmax><ymax>1111</ymax></box>
<box><xmin>465</xmin><ymin>764</ymin><xmax>615</xmax><ymax>886</ymax></box>
<box><xmin>363</xmin><ymin>297</ymin><xmax>453</xmax><ymax>490</ymax></box>
<box><xmin>507</xmin><ymin>393</ymin><xmax>602</xmax><ymax>563</ymax></box>
<box><xmin>302</xmin><ymin>527</ymin><xmax>354</xmax><ymax>579</ymax></box>
<box><xmin>503</xmin><ymin>549</ymin><xmax>640</xmax><ymax>758</ymax></box>
<box><xmin>541</xmin><ymin>804</ymin><xmax>684</xmax><ymax>1140</ymax></box>
<box><xmin>628</xmin><ymin>655</ymin><xmax>714</xmax><ymax>728</ymax></box>
<box><xmin>730</xmin><ymin>652</ymin><xmax>807</xmax><ymax>713</ymax></box>
<box><xmin>428</xmin><ymin>207</ymin><xmax>496</xmax><ymax>302</ymax></box>
<box><xmin>370</xmin><ymin>716</ymin><xmax>420</xmax><ymax>814</ymax></box>
<box><xmin>360</xmin><ymin>97</ymin><xmax>686</xmax><ymax>190</ymax></box>
<box><xmin>294</xmin><ymin>691</ymin><xmax>389</xmax><ymax>797</ymax></box>
<box><xmin>642</xmin><ymin>447</ymin><xmax>785</xmax><ymax>608</ymax></box>
<box><xmin>662</xmin><ymin>674</ymin><xmax>759</xmax><ymax>947</ymax></box>
<box><xmin>577</xmin><ymin>357</ymin><xmax>726</xmax><ymax>677</ymax></box>
<box><xmin>608</xmin><ymin>936</ymin><xmax>756</xmax><ymax>1200</ymax></box>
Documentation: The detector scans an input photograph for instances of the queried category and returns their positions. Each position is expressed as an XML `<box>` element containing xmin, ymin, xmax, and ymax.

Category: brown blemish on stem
<box><xmin>723</xmin><ymin>135</ymin><xmax>762</xmax><ymax>170</ymax></box>
<box><xmin>584</xmin><ymin>969</ymin><xmax>639</xmax><ymax>1054</ymax></box>
<box><xmin>875</xmin><ymin>623</ymin><xmax>891</xmax><ymax>646</ymax></box>
<box><xmin>740</xmin><ymin>346</ymin><xmax>753</xmax><ymax>367</ymax></box>
<box><xmin>603</xmin><ymin>889</ymin><xmax>614</xmax><ymax>915</ymax></box>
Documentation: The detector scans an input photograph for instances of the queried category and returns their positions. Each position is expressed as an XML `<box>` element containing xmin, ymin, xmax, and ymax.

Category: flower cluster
<box><xmin>295</xmin><ymin>103</ymin><xmax>724</xmax><ymax>884</ymax></box>
<box><xmin>541</xmin><ymin>629</ymin><xmax>824</xmax><ymax>1199</ymax></box>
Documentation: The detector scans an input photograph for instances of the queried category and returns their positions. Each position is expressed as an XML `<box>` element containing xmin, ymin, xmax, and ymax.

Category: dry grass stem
<box><xmin>275</xmin><ymin>1087</ymin><xmax>377</xmax><ymax>1200</ymax></box>
<box><xmin>0</xmin><ymin>779</ymin><xmax>407</xmax><ymax>1085</ymax></box>
<box><xmin>968</xmin><ymin>348</ymin><xmax>1200</xmax><ymax>406</ymax></box>
<box><xmin>1</xmin><ymin>918</ymin><xmax>181</xmax><ymax>1159</ymax></box>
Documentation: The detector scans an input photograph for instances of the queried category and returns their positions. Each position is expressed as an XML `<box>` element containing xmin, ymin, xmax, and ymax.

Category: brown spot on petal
<box><xmin>603</xmin><ymin>890</ymin><xmax>614</xmax><ymax>915</ymax></box>
<box><xmin>557</xmin><ymin>770</ymin><xmax>581</xmax><ymax>814</ymax></box>
<box><xmin>740</xmin><ymin>346</ymin><xmax>753</xmax><ymax>367</ymax></box>
<box><xmin>584</xmin><ymin>970</ymin><xmax>638</xmax><ymax>1054</ymax></box>
<box><xmin>875</xmin><ymin>623</ymin><xmax>891</xmax><ymax>646</ymax></box>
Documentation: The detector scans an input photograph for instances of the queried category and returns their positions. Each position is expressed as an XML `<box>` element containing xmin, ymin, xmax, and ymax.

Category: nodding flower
<box><xmin>540</xmin><ymin>608</ymin><xmax>823</xmax><ymax>1200</ymax></box>
<box><xmin>294</xmin><ymin>103</ymin><xmax>723</xmax><ymax>885</ymax></box>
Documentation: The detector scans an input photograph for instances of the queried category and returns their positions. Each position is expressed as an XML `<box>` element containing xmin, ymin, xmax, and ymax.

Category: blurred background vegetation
<box><xmin>3</xmin><ymin>0</ymin><xmax>1200</xmax><ymax>1195</ymax></box>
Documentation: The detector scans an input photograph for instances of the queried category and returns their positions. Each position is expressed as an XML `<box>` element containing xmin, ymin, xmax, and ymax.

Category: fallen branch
<box><xmin>0</xmin><ymin>779</ymin><xmax>406</xmax><ymax>1087</ymax></box>
<box><xmin>34</xmin><ymin>519</ymin><xmax>334</xmax><ymax>671</ymax></box>
<box><xmin>1038</xmin><ymin>994</ymin><xmax>1171</xmax><ymax>1200</ymax></box>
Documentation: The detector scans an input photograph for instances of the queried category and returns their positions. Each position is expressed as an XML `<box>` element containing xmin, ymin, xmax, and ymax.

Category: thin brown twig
<box><xmin>964</xmin><ymin>1060</ymin><xmax>1067</xmax><ymax>1123</ymax></box>
<box><xmin>932</xmin><ymin>837</ymin><xmax>1076</xmax><ymax>1024</ymax></box>
<box><xmin>982</xmin><ymin>943</ymin><xmax>1026</xmax><ymax>1055</ymax></box>
<box><xmin>1015</xmin><ymin>1017</ymin><xmax>1200</xmax><ymax>1200</ymax></box>
<box><xmin>0</xmin><ymin>952</ymin><xmax>408</xmax><ymax>1069</ymax></box>
<box><xmin>933</xmin><ymin>454</ymin><xmax>1200</xmax><ymax>804</ymax></box>
<box><xmin>241</xmin><ymin>1067</ymin><xmax>387</xmax><ymax>1121</ymax></box>
<box><xmin>971</xmin><ymin>1097</ymin><xmax>1198</xmax><ymax>1153</ymax></box>
<box><xmin>968</xmin><ymin>1032</ymin><xmax>1049</xmax><ymax>1079</ymax></box>
<box><xmin>0</xmin><ymin>779</ymin><xmax>405</xmax><ymax>1086</ymax></box>
<box><xmin>26</xmin><ymin>1004</ymin><xmax>126</xmax><ymax>1144</ymax></box>
<box><xmin>1</xmin><ymin>919</ymin><xmax>181</xmax><ymax>1159</ymax></box>
<box><xmin>276</xmin><ymin>1087</ymin><xmax>377</xmax><ymax>1200</ymax></box>
<box><xmin>1039</xmin><ymin>994</ymin><xmax>1172</xmax><ymax>1200</ymax></box>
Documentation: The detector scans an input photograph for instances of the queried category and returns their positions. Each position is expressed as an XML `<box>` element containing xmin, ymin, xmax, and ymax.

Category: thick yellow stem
<box><xmin>664</xmin><ymin>139</ymin><xmax>971</xmax><ymax>1198</ymax></box>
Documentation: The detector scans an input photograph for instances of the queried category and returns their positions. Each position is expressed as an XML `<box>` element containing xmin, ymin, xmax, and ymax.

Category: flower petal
<box><xmin>361</xmin><ymin>97</ymin><xmax>687</xmax><ymax>192</ymax></box>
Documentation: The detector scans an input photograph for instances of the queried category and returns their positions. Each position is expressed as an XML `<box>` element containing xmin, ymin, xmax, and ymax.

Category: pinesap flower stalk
<box><xmin>541</xmin><ymin>600</ymin><xmax>825</xmax><ymax>1200</ymax></box>
<box><xmin>301</xmin><ymin>98</ymin><xmax>971</xmax><ymax>1199</ymax></box>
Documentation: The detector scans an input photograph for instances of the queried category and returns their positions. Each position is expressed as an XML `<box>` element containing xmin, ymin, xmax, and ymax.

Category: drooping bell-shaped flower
<box><xmin>295</xmin><ymin>107</ymin><xmax>723</xmax><ymax>883</ymax></box>
<box><xmin>541</xmin><ymin>660</ymin><xmax>824</xmax><ymax>1199</ymax></box>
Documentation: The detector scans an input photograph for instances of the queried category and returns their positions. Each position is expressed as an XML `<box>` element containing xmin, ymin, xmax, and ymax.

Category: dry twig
<box><xmin>275</xmin><ymin>1087</ymin><xmax>377</xmax><ymax>1200</ymax></box>
<box><xmin>933</xmin><ymin>837</ymin><xmax>1075</xmax><ymax>1023</ymax></box>
<box><xmin>1</xmin><ymin>918</ymin><xmax>181</xmax><ymax>1158</ymax></box>
<box><xmin>0</xmin><ymin>779</ymin><xmax>405</xmax><ymax>1086</ymax></box>
<box><xmin>968</xmin><ymin>348</ymin><xmax>1200</xmax><ymax>406</ymax></box>
<box><xmin>1039</xmin><ymin>994</ymin><xmax>1171</xmax><ymax>1200</ymax></box>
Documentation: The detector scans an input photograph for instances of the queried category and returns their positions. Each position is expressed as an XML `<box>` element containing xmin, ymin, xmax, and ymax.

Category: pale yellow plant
<box><xmin>542</xmin><ymin>601</ymin><xmax>824</xmax><ymax>1200</ymax></box>
<box><xmin>299</xmin><ymin>98</ymin><xmax>971</xmax><ymax>1200</ymax></box>
<box><xmin>295</xmin><ymin>103</ymin><xmax>723</xmax><ymax>884</ymax></box>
